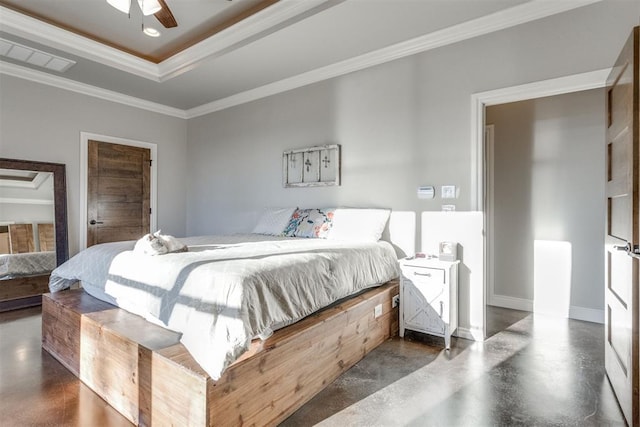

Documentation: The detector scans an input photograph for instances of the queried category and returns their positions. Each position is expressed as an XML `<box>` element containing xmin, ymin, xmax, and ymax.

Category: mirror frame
<box><xmin>0</xmin><ymin>158</ymin><xmax>69</xmax><ymax>266</ymax></box>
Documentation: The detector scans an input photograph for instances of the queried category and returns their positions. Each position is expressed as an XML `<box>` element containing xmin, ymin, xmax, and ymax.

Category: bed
<box><xmin>43</xmin><ymin>229</ymin><xmax>402</xmax><ymax>425</ymax></box>
<box><xmin>0</xmin><ymin>250</ymin><xmax>56</xmax><ymax>280</ymax></box>
<box><xmin>0</xmin><ymin>223</ymin><xmax>57</xmax><ymax>310</ymax></box>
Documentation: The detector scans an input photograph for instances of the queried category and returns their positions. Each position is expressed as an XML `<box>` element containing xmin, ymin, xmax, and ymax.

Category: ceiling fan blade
<box><xmin>154</xmin><ymin>0</ymin><xmax>177</xmax><ymax>28</ymax></box>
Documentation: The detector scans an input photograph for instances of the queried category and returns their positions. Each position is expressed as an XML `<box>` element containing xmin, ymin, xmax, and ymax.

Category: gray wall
<box><xmin>0</xmin><ymin>76</ymin><xmax>188</xmax><ymax>255</ymax></box>
<box><xmin>186</xmin><ymin>1</ymin><xmax>635</xmax><ymax>237</ymax></box>
<box><xmin>487</xmin><ymin>89</ymin><xmax>605</xmax><ymax>318</ymax></box>
<box><xmin>185</xmin><ymin>1</ymin><xmax>636</xmax><ymax>324</ymax></box>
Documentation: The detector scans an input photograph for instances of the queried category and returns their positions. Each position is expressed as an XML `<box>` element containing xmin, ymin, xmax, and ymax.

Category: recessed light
<box><xmin>143</xmin><ymin>27</ymin><xmax>161</xmax><ymax>37</ymax></box>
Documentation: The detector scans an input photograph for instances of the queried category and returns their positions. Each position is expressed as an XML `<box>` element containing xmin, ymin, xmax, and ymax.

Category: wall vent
<box><xmin>0</xmin><ymin>38</ymin><xmax>75</xmax><ymax>72</ymax></box>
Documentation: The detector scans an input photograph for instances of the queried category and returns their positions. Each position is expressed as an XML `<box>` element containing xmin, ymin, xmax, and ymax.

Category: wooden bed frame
<box><xmin>42</xmin><ymin>280</ymin><xmax>399</xmax><ymax>426</ymax></box>
<box><xmin>0</xmin><ymin>275</ymin><xmax>50</xmax><ymax>311</ymax></box>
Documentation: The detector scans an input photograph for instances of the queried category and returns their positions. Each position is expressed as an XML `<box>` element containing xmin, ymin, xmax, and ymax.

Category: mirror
<box><xmin>0</xmin><ymin>158</ymin><xmax>68</xmax><ymax>309</ymax></box>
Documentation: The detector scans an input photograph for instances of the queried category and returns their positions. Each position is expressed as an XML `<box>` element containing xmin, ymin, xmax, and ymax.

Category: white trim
<box><xmin>569</xmin><ymin>306</ymin><xmax>604</xmax><ymax>324</ymax></box>
<box><xmin>0</xmin><ymin>197</ymin><xmax>53</xmax><ymax>205</ymax></box>
<box><xmin>456</xmin><ymin>327</ymin><xmax>484</xmax><ymax>342</ymax></box>
<box><xmin>0</xmin><ymin>1</ymin><xmax>331</xmax><ymax>82</ymax></box>
<box><xmin>186</xmin><ymin>0</ymin><xmax>601</xmax><ymax>118</ymax></box>
<box><xmin>1</xmin><ymin>1</ymin><xmax>602</xmax><ymax>118</ymax></box>
<box><xmin>0</xmin><ymin>6</ymin><xmax>160</xmax><ymax>81</ymax></box>
<box><xmin>157</xmin><ymin>0</ymin><xmax>330</xmax><ymax>82</ymax></box>
<box><xmin>79</xmin><ymin>132</ymin><xmax>157</xmax><ymax>251</ymax></box>
<box><xmin>489</xmin><ymin>295</ymin><xmax>534</xmax><ymax>312</ymax></box>
<box><xmin>0</xmin><ymin>62</ymin><xmax>187</xmax><ymax>119</ymax></box>
<box><xmin>470</xmin><ymin>68</ymin><xmax>610</xmax><ymax>211</ymax></box>
<box><xmin>488</xmin><ymin>294</ymin><xmax>604</xmax><ymax>324</ymax></box>
<box><xmin>484</xmin><ymin>124</ymin><xmax>495</xmax><ymax>340</ymax></box>
<box><xmin>471</xmin><ymin>68</ymin><xmax>611</xmax><ymax>339</ymax></box>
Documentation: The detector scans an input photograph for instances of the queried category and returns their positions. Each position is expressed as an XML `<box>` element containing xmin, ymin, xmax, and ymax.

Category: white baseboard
<box><xmin>489</xmin><ymin>293</ymin><xmax>604</xmax><ymax>324</ymax></box>
<box><xmin>568</xmin><ymin>306</ymin><xmax>604</xmax><ymax>324</ymax></box>
<box><xmin>488</xmin><ymin>294</ymin><xmax>533</xmax><ymax>312</ymax></box>
<box><xmin>456</xmin><ymin>326</ymin><xmax>484</xmax><ymax>342</ymax></box>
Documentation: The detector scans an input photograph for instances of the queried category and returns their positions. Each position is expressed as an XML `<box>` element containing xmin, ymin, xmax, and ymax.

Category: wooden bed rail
<box><xmin>42</xmin><ymin>281</ymin><xmax>399</xmax><ymax>426</ymax></box>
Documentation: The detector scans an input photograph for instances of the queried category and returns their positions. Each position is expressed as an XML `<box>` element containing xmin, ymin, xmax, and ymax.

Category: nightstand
<box><xmin>399</xmin><ymin>257</ymin><xmax>459</xmax><ymax>349</ymax></box>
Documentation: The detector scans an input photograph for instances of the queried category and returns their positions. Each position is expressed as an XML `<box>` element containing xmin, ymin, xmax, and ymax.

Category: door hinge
<box><xmin>149</xmin><ymin>208</ymin><xmax>152</xmax><ymax>215</ymax></box>
<box><xmin>149</xmin><ymin>159</ymin><xmax>153</xmax><ymax>166</ymax></box>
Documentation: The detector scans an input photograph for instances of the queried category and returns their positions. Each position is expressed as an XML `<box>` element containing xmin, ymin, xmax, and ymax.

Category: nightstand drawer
<box><xmin>401</xmin><ymin>265</ymin><xmax>445</xmax><ymax>285</ymax></box>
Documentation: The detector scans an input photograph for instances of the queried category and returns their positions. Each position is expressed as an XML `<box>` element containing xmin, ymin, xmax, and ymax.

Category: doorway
<box><xmin>79</xmin><ymin>132</ymin><xmax>157</xmax><ymax>251</ymax></box>
<box><xmin>469</xmin><ymin>68</ymin><xmax>611</xmax><ymax>338</ymax></box>
<box><xmin>484</xmin><ymin>90</ymin><xmax>605</xmax><ymax>336</ymax></box>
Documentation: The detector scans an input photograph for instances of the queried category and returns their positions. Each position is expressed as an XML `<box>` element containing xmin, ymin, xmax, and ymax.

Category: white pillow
<box><xmin>327</xmin><ymin>208</ymin><xmax>391</xmax><ymax>242</ymax></box>
<box><xmin>252</xmin><ymin>207</ymin><xmax>297</xmax><ymax>235</ymax></box>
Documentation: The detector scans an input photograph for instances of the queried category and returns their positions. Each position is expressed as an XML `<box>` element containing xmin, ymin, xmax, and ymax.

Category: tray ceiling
<box><xmin>0</xmin><ymin>0</ymin><xmax>602</xmax><ymax>116</ymax></box>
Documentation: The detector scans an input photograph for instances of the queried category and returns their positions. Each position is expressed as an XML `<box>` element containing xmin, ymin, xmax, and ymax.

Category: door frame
<box><xmin>79</xmin><ymin>132</ymin><xmax>157</xmax><ymax>251</ymax></box>
<box><xmin>470</xmin><ymin>68</ymin><xmax>610</xmax><ymax>339</ymax></box>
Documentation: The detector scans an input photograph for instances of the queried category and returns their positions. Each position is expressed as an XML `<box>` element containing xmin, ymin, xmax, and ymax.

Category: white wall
<box><xmin>486</xmin><ymin>89</ymin><xmax>606</xmax><ymax>322</ymax></box>
<box><xmin>0</xmin><ymin>76</ymin><xmax>188</xmax><ymax>255</ymax></box>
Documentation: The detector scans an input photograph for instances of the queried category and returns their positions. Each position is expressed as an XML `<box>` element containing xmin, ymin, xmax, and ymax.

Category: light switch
<box><xmin>441</xmin><ymin>185</ymin><xmax>456</xmax><ymax>199</ymax></box>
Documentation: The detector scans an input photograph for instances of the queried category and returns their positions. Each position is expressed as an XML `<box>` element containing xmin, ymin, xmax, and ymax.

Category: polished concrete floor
<box><xmin>0</xmin><ymin>305</ymin><xmax>626</xmax><ymax>426</ymax></box>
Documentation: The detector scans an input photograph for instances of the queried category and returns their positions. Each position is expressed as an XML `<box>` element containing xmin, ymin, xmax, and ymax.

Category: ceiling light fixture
<box><xmin>107</xmin><ymin>0</ymin><xmax>162</xmax><ymax>16</ymax></box>
<box><xmin>142</xmin><ymin>26</ymin><xmax>161</xmax><ymax>37</ymax></box>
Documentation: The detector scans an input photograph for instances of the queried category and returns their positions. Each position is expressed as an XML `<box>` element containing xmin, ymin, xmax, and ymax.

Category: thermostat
<box><xmin>417</xmin><ymin>186</ymin><xmax>435</xmax><ymax>199</ymax></box>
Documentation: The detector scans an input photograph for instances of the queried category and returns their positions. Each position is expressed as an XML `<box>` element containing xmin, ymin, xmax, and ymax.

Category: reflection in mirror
<box><xmin>0</xmin><ymin>159</ymin><xmax>68</xmax><ymax>311</ymax></box>
<box><xmin>0</xmin><ymin>169</ymin><xmax>57</xmax><ymax>278</ymax></box>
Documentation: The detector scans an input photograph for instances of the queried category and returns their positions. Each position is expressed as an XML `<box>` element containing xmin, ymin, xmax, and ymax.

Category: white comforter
<box><xmin>0</xmin><ymin>251</ymin><xmax>56</xmax><ymax>279</ymax></box>
<box><xmin>49</xmin><ymin>234</ymin><xmax>399</xmax><ymax>380</ymax></box>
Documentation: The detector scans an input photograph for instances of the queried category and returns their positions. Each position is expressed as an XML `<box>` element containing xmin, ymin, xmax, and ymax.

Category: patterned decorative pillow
<box><xmin>283</xmin><ymin>208</ymin><xmax>335</xmax><ymax>238</ymax></box>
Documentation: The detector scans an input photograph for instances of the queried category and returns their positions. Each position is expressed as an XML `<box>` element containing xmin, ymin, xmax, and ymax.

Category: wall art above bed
<box><xmin>282</xmin><ymin>144</ymin><xmax>340</xmax><ymax>188</ymax></box>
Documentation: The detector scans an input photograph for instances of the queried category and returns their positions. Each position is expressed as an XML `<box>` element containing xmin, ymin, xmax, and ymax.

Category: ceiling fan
<box><xmin>106</xmin><ymin>0</ymin><xmax>177</xmax><ymax>28</ymax></box>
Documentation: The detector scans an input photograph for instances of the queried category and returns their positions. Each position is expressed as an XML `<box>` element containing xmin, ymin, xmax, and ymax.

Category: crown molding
<box><xmin>0</xmin><ymin>198</ymin><xmax>53</xmax><ymax>205</ymax></box>
<box><xmin>157</xmin><ymin>0</ymin><xmax>331</xmax><ymax>81</ymax></box>
<box><xmin>0</xmin><ymin>6</ymin><xmax>161</xmax><ymax>81</ymax></box>
<box><xmin>0</xmin><ymin>0</ymin><xmax>332</xmax><ymax>82</ymax></box>
<box><xmin>0</xmin><ymin>61</ymin><xmax>187</xmax><ymax>118</ymax></box>
<box><xmin>186</xmin><ymin>0</ymin><xmax>602</xmax><ymax>118</ymax></box>
<box><xmin>1</xmin><ymin>0</ymin><xmax>603</xmax><ymax>119</ymax></box>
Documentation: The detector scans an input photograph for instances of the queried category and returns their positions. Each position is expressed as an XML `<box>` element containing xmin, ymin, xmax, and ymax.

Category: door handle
<box><xmin>89</xmin><ymin>219</ymin><xmax>104</xmax><ymax>225</ymax></box>
<box><xmin>613</xmin><ymin>243</ymin><xmax>631</xmax><ymax>252</ymax></box>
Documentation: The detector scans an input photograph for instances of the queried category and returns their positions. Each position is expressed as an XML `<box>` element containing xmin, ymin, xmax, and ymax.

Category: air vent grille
<box><xmin>0</xmin><ymin>38</ymin><xmax>76</xmax><ymax>72</ymax></box>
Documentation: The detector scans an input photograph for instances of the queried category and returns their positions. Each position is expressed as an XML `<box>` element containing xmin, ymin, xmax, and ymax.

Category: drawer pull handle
<box><xmin>414</xmin><ymin>272</ymin><xmax>432</xmax><ymax>277</ymax></box>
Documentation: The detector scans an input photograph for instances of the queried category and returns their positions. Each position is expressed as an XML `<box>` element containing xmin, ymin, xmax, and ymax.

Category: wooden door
<box><xmin>87</xmin><ymin>140</ymin><xmax>151</xmax><ymax>247</ymax></box>
<box><xmin>605</xmin><ymin>27</ymin><xmax>639</xmax><ymax>426</ymax></box>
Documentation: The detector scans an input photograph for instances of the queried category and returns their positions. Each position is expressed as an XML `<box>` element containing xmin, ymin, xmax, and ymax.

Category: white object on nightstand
<box><xmin>399</xmin><ymin>257</ymin><xmax>459</xmax><ymax>349</ymax></box>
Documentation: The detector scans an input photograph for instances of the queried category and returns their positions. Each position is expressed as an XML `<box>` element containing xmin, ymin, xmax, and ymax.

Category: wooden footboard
<box><xmin>42</xmin><ymin>281</ymin><xmax>399</xmax><ymax>426</ymax></box>
<box><xmin>0</xmin><ymin>274</ymin><xmax>50</xmax><ymax>311</ymax></box>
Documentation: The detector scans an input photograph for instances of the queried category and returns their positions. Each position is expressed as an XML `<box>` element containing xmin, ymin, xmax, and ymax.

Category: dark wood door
<box><xmin>605</xmin><ymin>27</ymin><xmax>639</xmax><ymax>426</ymax></box>
<box><xmin>87</xmin><ymin>140</ymin><xmax>151</xmax><ymax>247</ymax></box>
